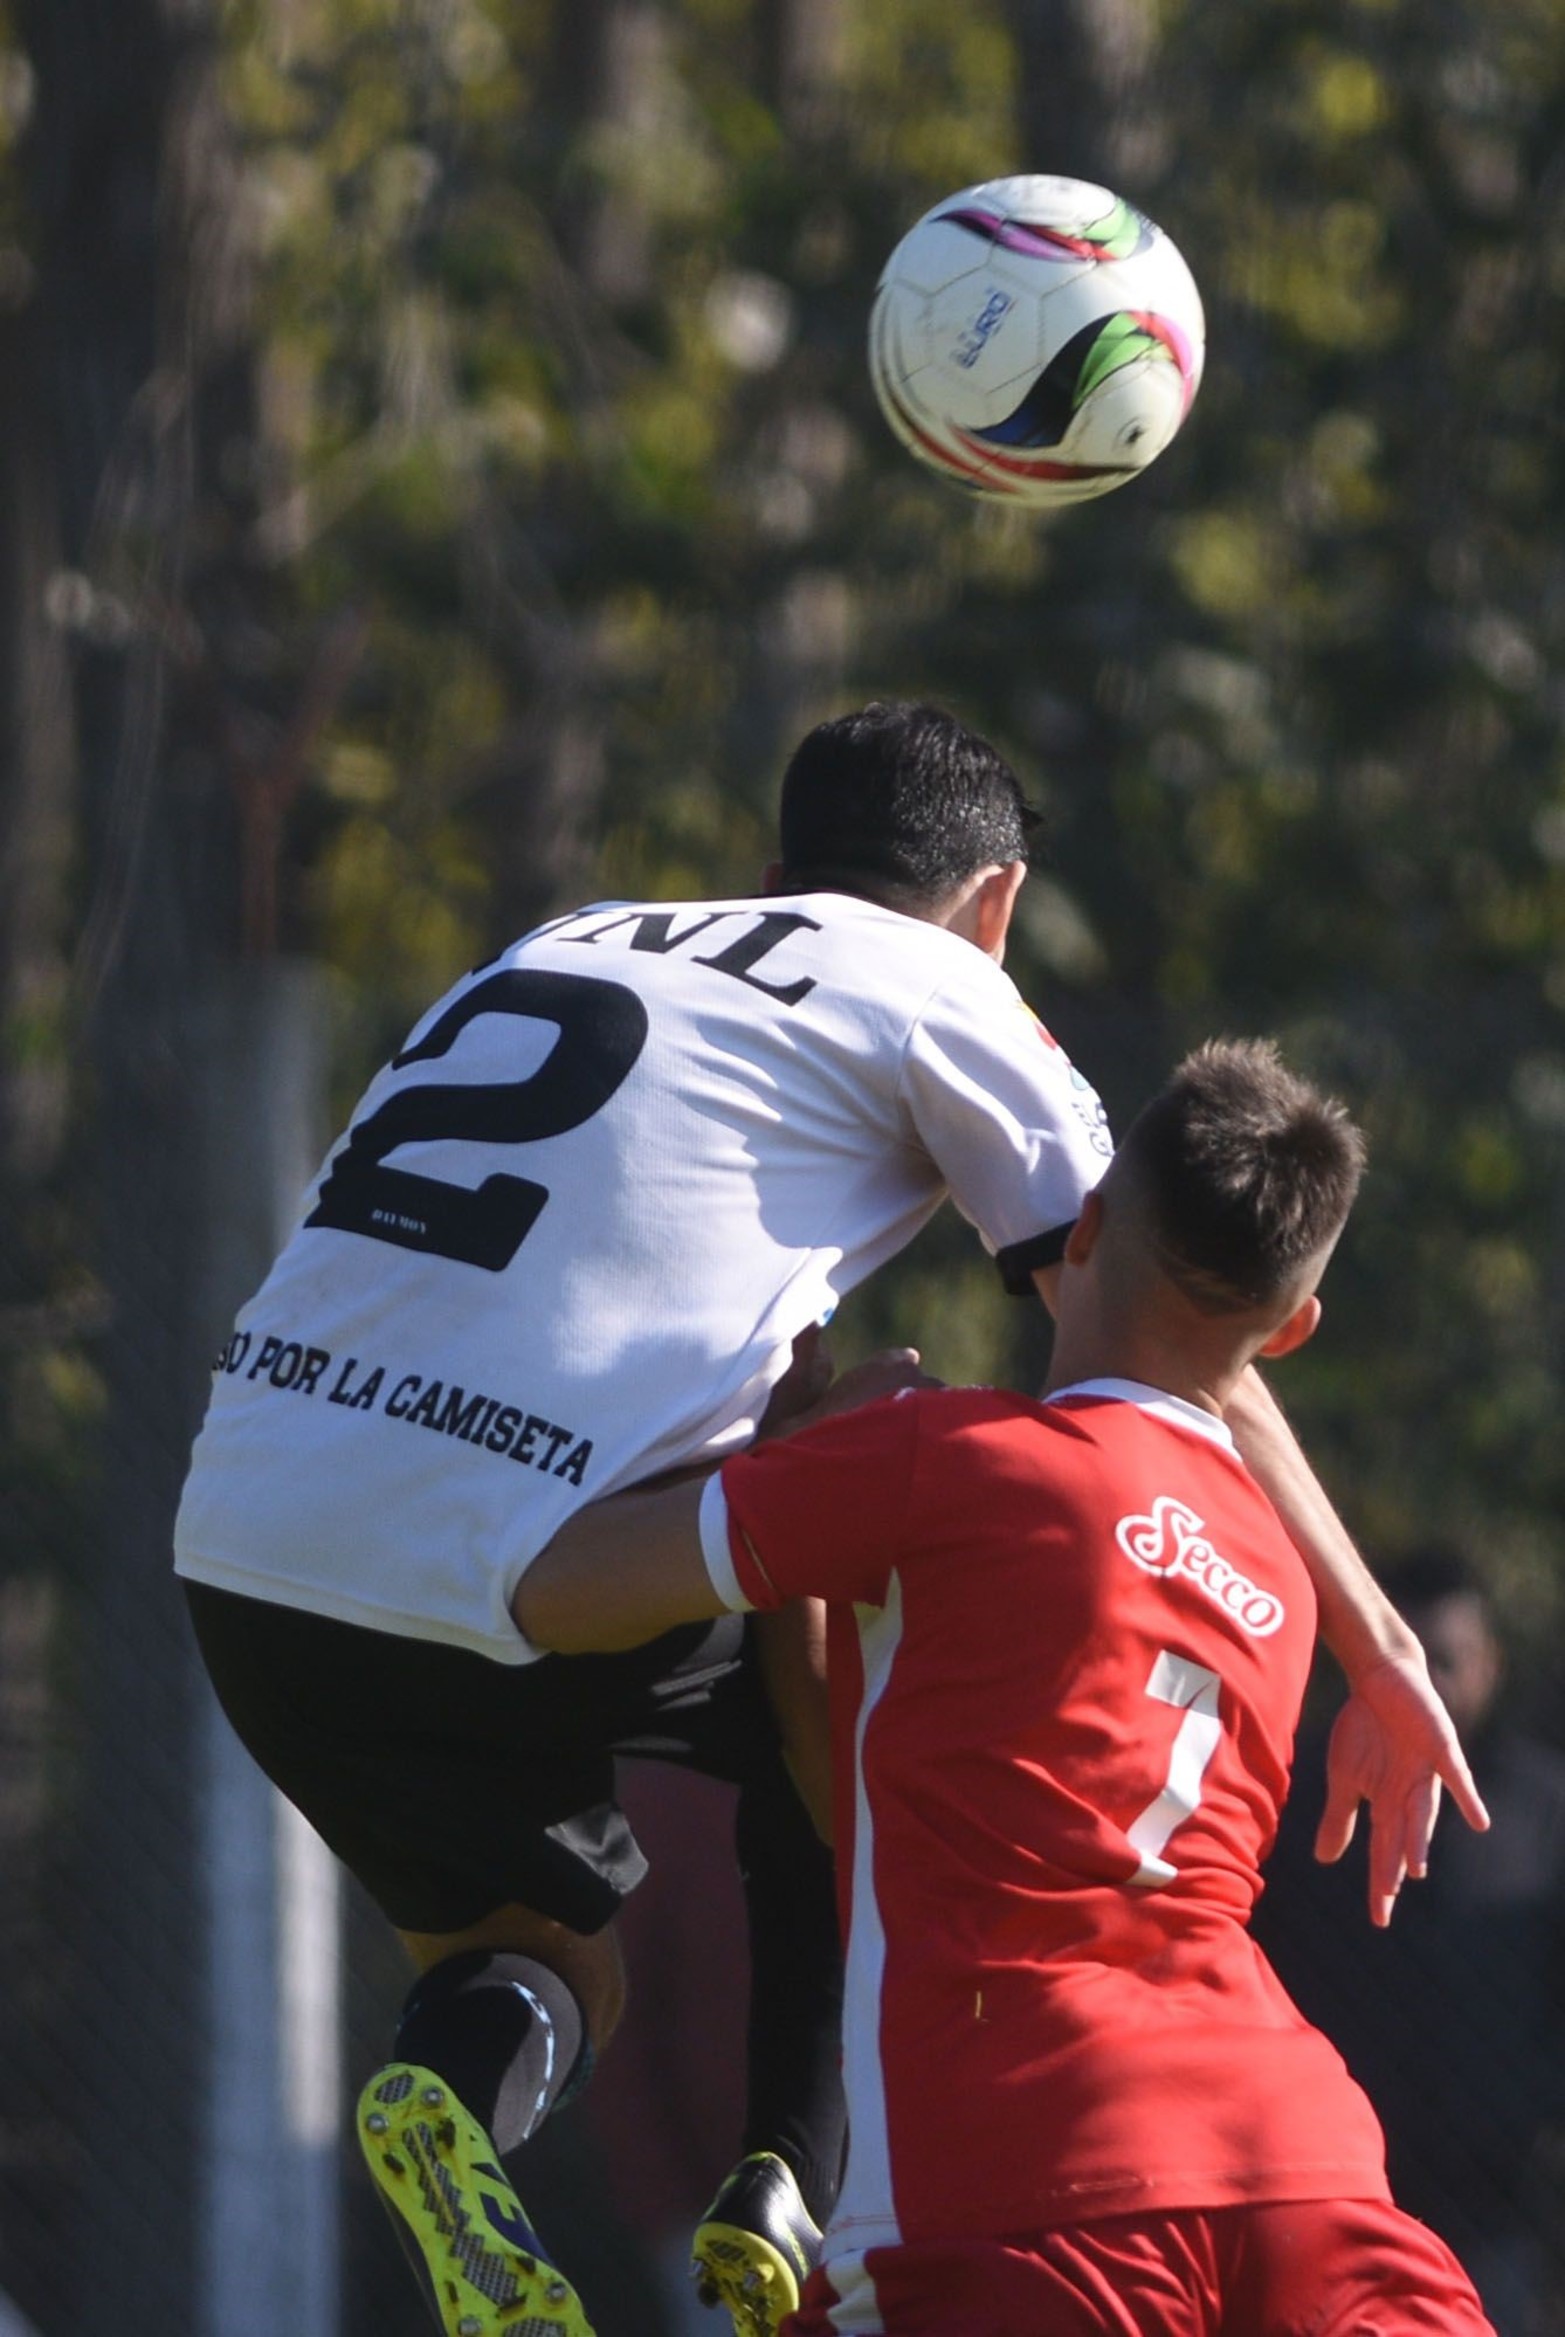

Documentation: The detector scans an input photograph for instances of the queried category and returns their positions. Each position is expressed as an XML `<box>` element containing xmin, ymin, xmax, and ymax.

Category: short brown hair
<box><xmin>1115</xmin><ymin>1038</ymin><xmax>1366</xmax><ymax>1313</ymax></box>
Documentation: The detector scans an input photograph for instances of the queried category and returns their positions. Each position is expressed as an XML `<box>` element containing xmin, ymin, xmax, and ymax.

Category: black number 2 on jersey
<box><xmin>306</xmin><ymin>969</ymin><xmax>649</xmax><ymax>1271</ymax></box>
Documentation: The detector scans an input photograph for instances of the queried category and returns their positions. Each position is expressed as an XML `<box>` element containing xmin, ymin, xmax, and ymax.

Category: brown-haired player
<box><xmin>513</xmin><ymin>1040</ymin><xmax>1494</xmax><ymax>2337</ymax></box>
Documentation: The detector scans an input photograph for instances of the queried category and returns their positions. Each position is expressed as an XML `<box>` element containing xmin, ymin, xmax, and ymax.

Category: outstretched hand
<box><xmin>1315</xmin><ymin>1648</ymin><xmax>1490</xmax><ymax>1927</ymax></box>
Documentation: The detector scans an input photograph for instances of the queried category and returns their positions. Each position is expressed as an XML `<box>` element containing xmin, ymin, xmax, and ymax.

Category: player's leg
<box><xmin>373</xmin><ymin>1615</ymin><xmax>824</xmax><ymax>2337</ymax></box>
<box><xmin>184</xmin><ymin>1583</ymin><xmax>653</xmax><ymax>2337</ymax></box>
<box><xmin>358</xmin><ymin>1905</ymin><xmax>622</xmax><ymax>2337</ymax></box>
<box><xmin>614</xmin><ymin>1614</ymin><xmax>846</xmax><ymax>2337</ymax></box>
<box><xmin>689</xmin><ymin>1744</ymin><xmax>843</xmax><ymax>2337</ymax></box>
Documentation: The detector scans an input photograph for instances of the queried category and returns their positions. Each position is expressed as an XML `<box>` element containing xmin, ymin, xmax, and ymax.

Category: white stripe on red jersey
<box><xmin>710</xmin><ymin>1379</ymin><xmax>1389</xmax><ymax>2292</ymax></box>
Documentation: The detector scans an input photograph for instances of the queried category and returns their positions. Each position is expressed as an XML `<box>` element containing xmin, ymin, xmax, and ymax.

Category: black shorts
<box><xmin>184</xmin><ymin>1581</ymin><xmax>779</xmax><ymax>1937</ymax></box>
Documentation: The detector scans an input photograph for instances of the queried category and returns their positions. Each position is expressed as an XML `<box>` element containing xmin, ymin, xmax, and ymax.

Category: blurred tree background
<box><xmin>1</xmin><ymin>1</ymin><xmax>1564</xmax><ymax>2332</ymax></box>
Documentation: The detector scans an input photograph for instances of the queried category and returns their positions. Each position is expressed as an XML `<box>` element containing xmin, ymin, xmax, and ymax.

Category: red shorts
<box><xmin>789</xmin><ymin>2198</ymin><xmax>1493</xmax><ymax>2337</ymax></box>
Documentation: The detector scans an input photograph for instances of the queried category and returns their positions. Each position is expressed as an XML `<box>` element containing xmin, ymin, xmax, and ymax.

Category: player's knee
<box><xmin>496</xmin><ymin>1913</ymin><xmax>625</xmax><ymax>2055</ymax></box>
<box><xmin>398</xmin><ymin>1906</ymin><xmax>625</xmax><ymax>2057</ymax></box>
<box><xmin>393</xmin><ymin>1945</ymin><xmax>602</xmax><ymax>2151</ymax></box>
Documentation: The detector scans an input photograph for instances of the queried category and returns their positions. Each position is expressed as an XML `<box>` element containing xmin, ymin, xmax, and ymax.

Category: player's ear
<box><xmin>973</xmin><ymin>859</ymin><xmax>1027</xmax><ymax>961</ymax></box>
<box><xmin>1256</xmin><ymin>1292</ymin><xmax>1321</xmax><ymax>1361</ymax></box>
<box><xmin>1062</xmin><ymin>1186</ymin><xmax>1105</xmax><ymax>1266</ymax></box>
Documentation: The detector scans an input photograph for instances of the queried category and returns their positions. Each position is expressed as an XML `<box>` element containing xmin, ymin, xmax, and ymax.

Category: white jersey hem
<box><xmin>174</xmin><ymin>1550</ymin><xmax>544</xmax><ymax>1666</ymax></box>
<box><xmin>823</xmin><ymin>2213</ymin><xmax>901</xmax><ymax>2254</ymax></box>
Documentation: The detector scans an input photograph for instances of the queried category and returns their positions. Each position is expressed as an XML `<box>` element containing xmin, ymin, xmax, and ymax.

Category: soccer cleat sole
<box><xmin>357</xmin><ymin>2063</ymin><xmax>593</xmax><ymax>2337</ymax></box>
<box><xmin>690</xmin><ymin>2218</ymin><xmax>804</xmax><ymax>2337</ymax></box>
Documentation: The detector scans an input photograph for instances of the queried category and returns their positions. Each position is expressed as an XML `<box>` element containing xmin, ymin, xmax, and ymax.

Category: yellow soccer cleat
<box><xmin>691</xmin><ymin>2152</ymin><xmax>821</xmax><ymax>2337</ymax></box>
<box><xmin>357</xmin><ymin>2063</ymin><xmax>594</xmax><ymax>2337</ymax></box>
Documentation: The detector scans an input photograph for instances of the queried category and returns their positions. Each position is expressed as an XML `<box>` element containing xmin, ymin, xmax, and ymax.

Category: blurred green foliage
<box><xmin>2</xmin><ymin>18</ymin><xmax>1561</xmax><ymax>2328</ymax></box>
<box><xmin>10</xmin><ymin>0</ymin><xmax>1565</xmax><ymax>1638</ymax></box>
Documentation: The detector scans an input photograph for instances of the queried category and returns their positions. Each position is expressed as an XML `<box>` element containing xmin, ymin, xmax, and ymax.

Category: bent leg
<box><xmin>734</xmin><ymin>1747</ymin><xmax>844</xmax><ymax>2221</ymax></box>
<box><xmin>687</xmin><ymin>1729</ymin><xmax>844</xmax><ymax>2337</ymax></box>
<box><xmin>398</xmin><ymin>1900</ymin><xmax>627</xmax><ymax>2056</ymax></box>
<box><xmin>361</xmin><ymin>1916</ymin><xmax>624</xmax><ymax>2337</ymax></box>
<box><xmin>608</xmin><ymin>1611</ymin><xmax>845</xmax><ymax>2336</ymax></box>
<box><xmin>184</xmin><ymin>1586</ymin><xmax>651</xmax><ymax>2336</ymax></box>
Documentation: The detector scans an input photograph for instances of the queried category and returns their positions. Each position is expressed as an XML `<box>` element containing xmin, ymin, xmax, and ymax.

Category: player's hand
<box><xmin>757</xmin><ymin>1324</ymin><xmax>838</xmax><ymax>1436</ymax></box>
<box><xmin>762</xmin><ymin>1343</ymin><xmax>941</xmax><ymax>1440</ymax></box>
<box><xmin>810</xmin><ymin>1347</ymin><xmax>941</xmax><ymax>1419</ymax></box>
<box><xmin>1314</xmin><ymin>1649</ymin><xmax>1490</xmax><ymax>1927</ymax></box>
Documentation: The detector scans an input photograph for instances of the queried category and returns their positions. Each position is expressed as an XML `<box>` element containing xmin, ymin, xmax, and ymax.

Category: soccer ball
<box><xmin>869</xmin><ymin>174</ymin><xmax>1205</xmax><ymax>508</ymax></box>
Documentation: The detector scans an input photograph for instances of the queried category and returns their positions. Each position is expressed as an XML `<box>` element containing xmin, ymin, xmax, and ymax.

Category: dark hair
<box><xmin>777</xmin><ymin>702</ymin><xmax>1039</xmax><ymax>902</ymax></box>
<box><xmin>1116</xmin><ymin>1038</ymin><xmax>1367</xmax><ymax>1313</ymax></box>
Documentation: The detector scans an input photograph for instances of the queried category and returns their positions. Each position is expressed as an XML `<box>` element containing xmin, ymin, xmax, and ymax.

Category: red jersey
<box><xmin>706</xmin><ymin>1378</ymin><xmax>1389</xmax><ymax>2280</ymax></box>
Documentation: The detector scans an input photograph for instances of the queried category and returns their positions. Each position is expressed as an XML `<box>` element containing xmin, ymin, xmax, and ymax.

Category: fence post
<box><xmin>190</xmin><ymin>958</ymin><xmax>340</xmax><ymax>2337</ymax></box>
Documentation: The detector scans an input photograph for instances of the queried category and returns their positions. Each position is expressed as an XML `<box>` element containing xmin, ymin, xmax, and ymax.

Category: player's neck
<box><xmin>1043</xmin><ymin>1325</ymin><xmax>1232</xmax><ymax>1421</ymax></box>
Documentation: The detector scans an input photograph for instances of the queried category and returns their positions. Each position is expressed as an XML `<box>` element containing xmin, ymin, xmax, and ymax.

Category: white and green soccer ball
<box><xmin>869</xmin><ymin>173</ymin><xmax>1205</xmax><ymax>508</ymax></box>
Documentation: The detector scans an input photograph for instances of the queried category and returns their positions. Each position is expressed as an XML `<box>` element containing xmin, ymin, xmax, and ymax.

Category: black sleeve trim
<box><xmin>995</xmin><ymin>1223</ymin><xmax>1072</xmax><ymax>1297</ymax></box>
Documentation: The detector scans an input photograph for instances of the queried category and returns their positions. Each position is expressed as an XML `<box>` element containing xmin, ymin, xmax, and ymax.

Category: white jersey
<box><xmin>174</xmin><ymin>892</ymin><xmax>1112</xmax><ymax>1659</ymax></box>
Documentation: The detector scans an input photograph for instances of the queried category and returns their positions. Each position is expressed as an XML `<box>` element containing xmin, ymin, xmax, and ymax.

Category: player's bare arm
<box><xmin>515</xmin><ymin>1475</ymin><xmax>717</xmax><ymax>1653</ymax></box>
<box><xmin>514</xmin><ymin>1348</ymin><xmax>933</xmax><ymax>1657</ymax></box>
<box><xmin>1223</xmin><ymin>1365</ymin><xmax>1489</xmax><ymax>1925</ymax></box>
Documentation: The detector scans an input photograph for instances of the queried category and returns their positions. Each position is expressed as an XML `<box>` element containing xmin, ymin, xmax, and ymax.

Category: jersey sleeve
<box><xmin>898</xmin><ymin>956</ymin><xmax>1114</xmax><ymax>1291</ymax></box>
<box><xmin>706</xmin><ymin>1394</ymin><xmax>922</xmax><ymax>1611</ymax></box>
